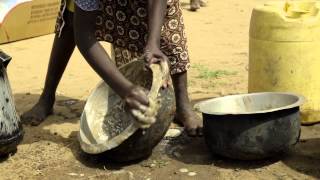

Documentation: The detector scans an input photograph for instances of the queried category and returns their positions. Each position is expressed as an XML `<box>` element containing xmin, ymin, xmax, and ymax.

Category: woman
<box><xmin>22</xmin><ymin>0</ymin><xmax>202</xmax><ymax>136</ymax></box>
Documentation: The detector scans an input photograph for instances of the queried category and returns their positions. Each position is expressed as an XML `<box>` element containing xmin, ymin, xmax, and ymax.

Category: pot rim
<box><xmin>194</xmin><ymin>92</ymin><xmax>305</xmax><ymax>115</ymax></box>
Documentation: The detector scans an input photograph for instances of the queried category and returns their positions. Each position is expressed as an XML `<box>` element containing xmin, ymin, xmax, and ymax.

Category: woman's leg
<box><xmin>21</xmin><ymin>11</ymin><xmax>76</xmax><ymax>126</ymax></box>
<box><xmin>200</xmin><ymin>0</ymin><xmax>207</xmax><ymax>7</ymax></box>
<box><xmin>172</xmin><ymin>72</ymin><xmax>203</xmax><ymax>136</ymax></box>
<box><xmin>190</xmin><ymin>0</ymin><xmax>200</xmax><ymax>11</ymax></box>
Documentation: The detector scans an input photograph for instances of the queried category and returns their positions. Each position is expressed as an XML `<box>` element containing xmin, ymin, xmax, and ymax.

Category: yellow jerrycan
<box><xmin>249</xmin><ymin>1</ymin><xmax>320</xmax><ymax>125</ymax></box>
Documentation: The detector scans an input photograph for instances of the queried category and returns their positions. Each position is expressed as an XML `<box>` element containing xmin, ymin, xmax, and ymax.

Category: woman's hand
<box><xmin>143</xmin><ymin>44</ymin><xmax>168</xmax><ymax>66</ymax></box>
<box><xmin>124</xmin><ymin>86</ymin><xmax>149</xmax><ymax>110</ymax></box>
<box><xmin>145</xmin><ymin>0</ymin><xmax>167</xmax><ymax>66</ymax></box>
<box><xmin>124</xmin><ymin>86</ymin><xmax>156</xmax><ymax>128</ymax></box>
<box><xmin>144</xmin><ymin>46</ymin><xmax>170</xmax><ymax>88</ymax></box>
<box><xmin>145</xmin><ymin>0</ymin><xmax>169</xmax><ymax>88</ymax></box>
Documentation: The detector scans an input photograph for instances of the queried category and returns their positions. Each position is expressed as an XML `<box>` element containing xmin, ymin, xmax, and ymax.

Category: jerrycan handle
<box><xmin>283</xmin><ymin>1</ymin><xmax>319</xmax><ymax>18</ymax></box>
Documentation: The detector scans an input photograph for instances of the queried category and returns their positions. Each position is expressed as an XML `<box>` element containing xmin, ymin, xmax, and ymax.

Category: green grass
<box><xmin>188</xmin><ymin>79</ymin><xmax>196</xmax><ymax>86</ymax></box>
<box><xmin>192</xmin><ymin>64</ymin><xmax>237</xmax><ymax>79</ymax></box>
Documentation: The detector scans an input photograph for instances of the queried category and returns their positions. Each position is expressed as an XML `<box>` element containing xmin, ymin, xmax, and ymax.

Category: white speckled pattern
<box><xmin>74</xmin><ymin>0</ymin><xmax>99</xmax><ymax>11</ymax></box>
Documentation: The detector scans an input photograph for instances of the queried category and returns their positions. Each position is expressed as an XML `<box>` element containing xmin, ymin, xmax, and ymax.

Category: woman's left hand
<box><xmin>143</xmin><ymin>44</ymin><xmax>170</xmax><ymax>88</ymax></box>
<box><xmin>144</xmin><ymin>44</ymin><xmax>168</xmax><ymax>66</ymax></box>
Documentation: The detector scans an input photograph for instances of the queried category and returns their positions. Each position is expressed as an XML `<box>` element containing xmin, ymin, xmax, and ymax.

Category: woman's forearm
<box><xmin>147</xmin><ymin>0</ymin><xmax>167</xmax><ymax>47</ymax></box>
<box><xmin>74</xmin><ymin>7</ymin><xmax>133</xmax><ymax>98</ymax></box>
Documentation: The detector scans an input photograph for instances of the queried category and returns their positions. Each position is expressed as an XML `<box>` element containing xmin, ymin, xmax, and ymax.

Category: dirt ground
<box><xmin>0</xmin><ymin>0</ymin><xmax>320</xmax><ymax>179</ymax></box>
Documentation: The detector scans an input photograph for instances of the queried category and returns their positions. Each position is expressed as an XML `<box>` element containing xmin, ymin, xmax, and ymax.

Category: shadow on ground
<box><xmin>13</xmin><ymin>93</ymin><xmax>84</xmax><ymax>146</ymax></box>
<box><xmin>282</xmin><ymin>138</ymin><xmax>320</xmax><ymax>179</ymax></box>
<box><xmin>13</xmin><ymin>93</ymin><xmax>154</xmax><ymax>170</ymax></box>
<box><xmin>162</xmin><ymin>132</ymin><xmax>280</xmax><ymax>169</ymax></box>
<box><xmin>7</xmin><ymin>93</ymin><xmax>85</xmax><ymax>166</ymax></box>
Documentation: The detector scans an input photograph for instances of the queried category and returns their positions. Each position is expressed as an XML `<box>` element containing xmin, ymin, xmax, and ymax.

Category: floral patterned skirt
<box><xmin>56</xmin><ymin>0</ymin><xmax>190</xmax><ymax>75</ymax></box>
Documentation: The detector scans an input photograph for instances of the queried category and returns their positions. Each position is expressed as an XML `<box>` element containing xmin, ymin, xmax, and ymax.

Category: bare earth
<box><xmin>0</xmin><ymin>0</ymin><xmax>320</xmax><ymax>179</ymax></box>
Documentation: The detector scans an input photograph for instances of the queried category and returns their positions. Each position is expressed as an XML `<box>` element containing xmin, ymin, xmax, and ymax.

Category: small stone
<box><xmin>150</xmin><ymin>163</ymin><xmax>156</xmax><ymax>168</ymax></box>
<box><xmin>64</xmin><ymin>99</ymin><xmax>78</xmax><ymax>105</ymax></box>
<box><xmin>188</xmin><ymin>172</ymin><xmax>197</xmax><ymax>177</ymax></box>
<box><xmin>179</xmin><ymin>168</ymin><xmax>189</xmax><ymax>173</ymax></box>
<box><xmin>67</xmin><ymin>173</ymin><xmax>78</xmax><ymax>176</ymax></box>
<box><xmin>165</xmin><ymin>128</ymin><xmax>182</xmax><ymax>138</ymax></box>
<box><xmin>112</xmin><ymin>170</ymin><xmax>126</xmax><ymax>175</ymax></box>
<box><xmin>173</xmin><ymin>151</ymin><xmax>181</xmax><ymax>158</ymax></box>
<box><xmin>80</xmin><ymin>174</ymin><xmax>84</xmax><ymax>177</ymax></box>
<box><xmin>128</xmin><ymin>171</ymin><xmax>134</xmax><ymax>180</ymax></box>
<box><xmin>142</xmin><ymin>130</ymin><xmax>146</xmax><ymax>135</ymax></box>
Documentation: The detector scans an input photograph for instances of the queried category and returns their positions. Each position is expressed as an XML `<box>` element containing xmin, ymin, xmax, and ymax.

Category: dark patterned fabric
<box><xmin>56</xmin><ymin>0</ymin><xmax>190</xmax><ymax>75</ymax></box>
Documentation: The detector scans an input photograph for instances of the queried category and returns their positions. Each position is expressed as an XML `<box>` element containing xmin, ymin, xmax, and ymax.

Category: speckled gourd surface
<box><xmin>80</xmin><ymin>60</ymin><xmax>175</xmax><ymax>161</ymax></box>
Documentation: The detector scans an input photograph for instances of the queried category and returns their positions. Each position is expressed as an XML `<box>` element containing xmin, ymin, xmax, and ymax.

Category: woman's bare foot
<box><xmin>174</xmin><ymin>104</ymin><xmax>203</xmax><ymax>137</ymax></box>
<box><xmin>199</xmin><ymin>0</ymin><xmax>207</xmax><ymax>7</ymax></box>
<box><xmin>190</xmin><ymin>0</ymin><xmax>200</xmax><ymax>11</ymax></box>
<box><xmin>21</xmin><ymin>95</ymin><xmax>54</xmax><ymax>126</ymax></box>
<box><xmin>172</xmin><ymin>72</ymin><xmax>203</xmax><ymax>136</ymax></box>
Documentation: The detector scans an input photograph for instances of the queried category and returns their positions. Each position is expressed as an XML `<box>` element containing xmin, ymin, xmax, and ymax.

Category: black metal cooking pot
<box><xmin>195</xmin><ymin>92</ymin><xmax>304</xmax><ymax>160</ymax></box>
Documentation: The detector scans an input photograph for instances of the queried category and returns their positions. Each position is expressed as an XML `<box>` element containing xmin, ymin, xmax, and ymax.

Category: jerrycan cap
<box><xmin>264</xmin><ymin>1</ymin><xmax>320</xmax><ymax>19</ymax></box>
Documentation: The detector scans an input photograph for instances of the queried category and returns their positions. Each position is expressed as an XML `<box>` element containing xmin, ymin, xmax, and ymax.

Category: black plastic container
<box><xmin>0</xmin><ymin>50</ymin><xmax>23</xmax><ymax>156</ymax></box>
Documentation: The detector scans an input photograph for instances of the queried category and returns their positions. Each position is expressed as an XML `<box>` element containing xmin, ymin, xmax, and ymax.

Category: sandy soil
<box><xmin>0</xmin><ymin>0</ymin><xmax>320</xmax><ymax>179</ymax></box>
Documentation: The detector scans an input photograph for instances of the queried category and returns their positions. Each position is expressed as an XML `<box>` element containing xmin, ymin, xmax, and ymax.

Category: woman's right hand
<box><xmin>124</xmin><ymin>86</ymin><xmax>156</xmax><ymax>128</ymax></box>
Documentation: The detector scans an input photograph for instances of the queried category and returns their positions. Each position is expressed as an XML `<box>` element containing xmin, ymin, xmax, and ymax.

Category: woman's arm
<box><xmin>145</xmin><ymin>0</ymin><xmax>169</xmax><ymax>65</ymax></box>
<box><xmin>147</xmin><ymin>0</ymin><xmax>167</xmax><ymax>46</ymax></box>
<box><xmin>73</xmin><ymin>6</ymin><xmax>149</xmax><ymax>111</ymax></box>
